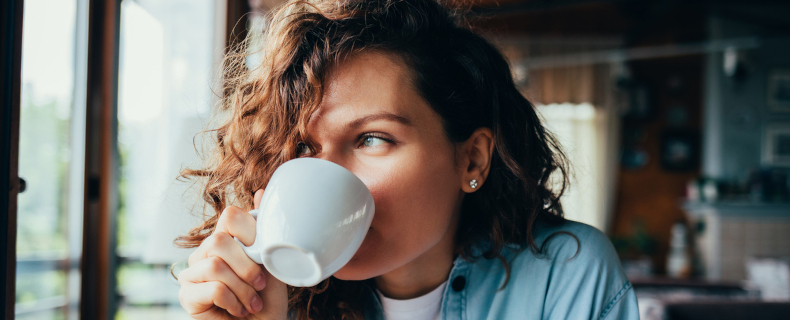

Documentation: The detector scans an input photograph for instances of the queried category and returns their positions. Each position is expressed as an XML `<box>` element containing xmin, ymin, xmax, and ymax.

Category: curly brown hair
<box><xmin>176</xmin><ymin>0</ymin><xmax>570</xmax><ymax>319</ymax></box>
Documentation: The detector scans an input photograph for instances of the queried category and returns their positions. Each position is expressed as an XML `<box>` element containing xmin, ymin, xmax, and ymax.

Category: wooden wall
<box><xmin>612</xmin><ymin>56</ymin><xmax>704</xmax><ymax>274</ymax></box>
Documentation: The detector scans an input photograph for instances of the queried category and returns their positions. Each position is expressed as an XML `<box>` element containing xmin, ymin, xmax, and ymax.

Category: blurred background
<box><xmin>3</xmin><ymin>0</ymin><xmax>790</xmax><ymax>319</ymax></box>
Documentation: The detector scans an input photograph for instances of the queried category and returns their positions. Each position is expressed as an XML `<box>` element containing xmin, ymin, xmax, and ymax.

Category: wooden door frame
<box><xmin>1</xmin><ymin>0</ymin><xmax>23</xmax><ymax>318</ymax></box>
<box><xmin>80</xmin><ymin>0</ymin><xmax>121</xmax><ymax>319</ymax></box>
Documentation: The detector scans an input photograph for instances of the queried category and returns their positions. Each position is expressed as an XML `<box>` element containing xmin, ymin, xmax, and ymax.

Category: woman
<box><xmin>175</xmin><ymin>0</ymin><xmax>639</xmax><ymax>319</ymax></box>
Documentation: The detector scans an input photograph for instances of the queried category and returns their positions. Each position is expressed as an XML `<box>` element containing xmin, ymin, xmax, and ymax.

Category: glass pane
<box><xmin>18</xmin><ymin>0</ymin><xmax>76</xmax><ymax>257</ymax></box>
<box><xmin>15</xmin><ymin>309</ymin><xmax>66</xmax><ymax>320</ymax></box>
<box><xmin>15</xmin><ymin>270</ymin><xmax>67</xmax><ymax>304</ymax></box>
<box><xmin>116</xmin><ymin>0</ymin><xmax>217</xmax><ymax>317</ymax></box>
<box><xmin>17</xmin><ymin>0</ymin><xmax>86</xmax><ymax>318</ymax></box>
<box><xmin>116</xmin><ymin>263</ymin><xmax>173</xmax><ymax>304</ymax></box>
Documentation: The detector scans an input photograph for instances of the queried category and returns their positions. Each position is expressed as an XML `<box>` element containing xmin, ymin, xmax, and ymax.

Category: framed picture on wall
<box><xmin>768</xmin><ymin>69</ymin><xmax>790</xmax><ymax>112</ymax></box>
<box><xmin>660</xmin><ymin>130</ymin><xmax>699</xmax><ymax>172</ymax></box>
<box><xmin>764</xmin><ymin>125</ymin><xmax>790</xmax><ymax>167</ymax></box>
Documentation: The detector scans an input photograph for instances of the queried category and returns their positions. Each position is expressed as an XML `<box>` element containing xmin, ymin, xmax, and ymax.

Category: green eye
<box><xmin>362</xmin><ymin>136</ymin><xmax>386</xmax><ymax>147</ymax></box>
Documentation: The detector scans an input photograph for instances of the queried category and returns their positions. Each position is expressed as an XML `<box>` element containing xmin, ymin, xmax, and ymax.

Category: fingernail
<box><xmin>253</xmin><ymin>273</ymin><xmax>267</xmax><ymax>291</ymax></box>
<box><xmin>240</xmin><ymin>308</ymin><xmax>249</xmax><ymax>317</ymax></box>
<box><xmin>251</xmin><ymin>294</ymin><xmax>263</xmax><ymax>313</ymax></box>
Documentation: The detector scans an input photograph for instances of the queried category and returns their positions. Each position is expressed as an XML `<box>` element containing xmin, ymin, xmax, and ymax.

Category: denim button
<box><xmin>451</xmin><ymin>276</ymin><xmax>466</xmax><ymax>292</ymax></box>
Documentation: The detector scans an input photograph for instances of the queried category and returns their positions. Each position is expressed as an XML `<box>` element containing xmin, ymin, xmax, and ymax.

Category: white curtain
<box><xmin>118</xmin><ymin>0</ymin><xmax>217</xmax><ymax>264</ymax></box>
<box><xmin>537</xmin><ymin>102</ymin><xmax>620</xmax><ymax>232</ymax></box>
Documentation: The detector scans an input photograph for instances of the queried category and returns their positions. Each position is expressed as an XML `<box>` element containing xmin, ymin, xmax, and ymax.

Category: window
<box><xmin>16</xmin><ymin>0</ymin><xmax>87</xmax><ymax>319</ymax></box>
<box><xmin>115</xmin><ymin>0</ymin><xmax>218</xmax><ymax>318</ymax></box>
<box><xmin>9</xmin><ymin>0</ymin><xmax>241</xmax><ymax>318</ymax></box>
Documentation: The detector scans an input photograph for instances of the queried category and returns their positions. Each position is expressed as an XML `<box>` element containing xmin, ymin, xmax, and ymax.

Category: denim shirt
<box><xmin>361</xmin><ymin>221</ymin><xmax>640</xmax><ymax>320</ymax></box>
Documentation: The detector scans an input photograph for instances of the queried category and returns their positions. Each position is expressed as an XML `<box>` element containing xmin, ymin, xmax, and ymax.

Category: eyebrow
<box><xmin>346</xmin><ymin>112</ymin><xmax>413</xmax><ymax>129</ymax></box>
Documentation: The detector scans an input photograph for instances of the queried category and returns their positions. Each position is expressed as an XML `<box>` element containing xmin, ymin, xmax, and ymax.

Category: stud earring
<box><xmin>469</xmin><ymin>179</ymin><xmax>478</xmax><ymax>189</ymax></box>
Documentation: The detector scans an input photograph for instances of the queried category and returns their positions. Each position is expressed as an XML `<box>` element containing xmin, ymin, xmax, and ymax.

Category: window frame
<box><xmin>3</xmin><ymin>0</ymin><xmax>247</xmax><ymax>319</ymax></box>
<box><xmin>80</xmin><ymin>0</ymin><xmax>122</xmax><ymax>319</ymax></box>
<box><xmin>1</xmin><ymin>0</ymin><xmax>24</xmax><ymax>318</ymax></box>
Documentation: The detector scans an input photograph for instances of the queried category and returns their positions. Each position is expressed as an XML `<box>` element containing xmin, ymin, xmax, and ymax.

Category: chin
<box><xmin>332</xmin><ymin>262</ymin><xmax>375</xmax><ymax>281</ymax></box>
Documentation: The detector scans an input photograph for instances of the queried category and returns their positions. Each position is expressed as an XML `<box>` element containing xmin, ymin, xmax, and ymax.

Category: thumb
<box><xmin>249</xmin><ymin>188</ymin><xmax>288</xmax><ymax>319</ymax></box>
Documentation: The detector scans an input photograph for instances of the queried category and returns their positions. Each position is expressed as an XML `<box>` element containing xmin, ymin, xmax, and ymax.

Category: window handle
<box><xmin>19</xmin><ymin>177</ymin><xmax>26</xmax><ymax>193</ymax></box>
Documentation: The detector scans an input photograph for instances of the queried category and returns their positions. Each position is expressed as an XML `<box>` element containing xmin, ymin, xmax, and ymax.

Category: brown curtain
<box><xmin>526</xmin><ymin>64</ymin><xmax>610</xmax><ymax>106</ymax></box>
<box><xmin>492</xmin><ymin>37</ymin><xmax>619</xmax><ymax>106</ymax></box>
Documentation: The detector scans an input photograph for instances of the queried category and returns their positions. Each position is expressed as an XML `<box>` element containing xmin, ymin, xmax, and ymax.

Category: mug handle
<box><xmin>234</xmin><ymin>208</ymin><xmax>264</xmax><ymax>264</ymax></box>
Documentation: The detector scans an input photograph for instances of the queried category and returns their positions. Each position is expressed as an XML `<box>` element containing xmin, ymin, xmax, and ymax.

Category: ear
<box><xmin>458</xmin><ymin>127</ymin><xmax>495</xmax><ymax>193</ymax></box>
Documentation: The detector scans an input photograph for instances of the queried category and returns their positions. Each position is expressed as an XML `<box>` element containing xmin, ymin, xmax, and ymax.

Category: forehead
<box><xmin>308</xmin><ymin>51</ymin><xmax>422</xmax><ymax>126</ymax></box>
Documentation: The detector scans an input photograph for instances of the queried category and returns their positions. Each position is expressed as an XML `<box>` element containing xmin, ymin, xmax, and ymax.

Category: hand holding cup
<box><xmin>177</xmin><ymin>189</ymin><xmax>288</xmax><ymax>319</ymax></box>
<box><xmin>177</xmin><ymin>158</ymin><xmax>374</xmax><ymax>319</ymax></box>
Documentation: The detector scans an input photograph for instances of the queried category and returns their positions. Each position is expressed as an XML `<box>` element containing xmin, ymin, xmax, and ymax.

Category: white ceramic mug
<box><xmin>238</xmin><ymin>158</ymin><xmax>375</xmax><ymax>287</ymax></box>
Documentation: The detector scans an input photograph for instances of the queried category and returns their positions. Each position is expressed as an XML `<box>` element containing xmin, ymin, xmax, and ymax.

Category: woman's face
<box><xmin>300</xmin><ymin>51</ymin><xmax>465</xmax><ymax>280</ymax></box>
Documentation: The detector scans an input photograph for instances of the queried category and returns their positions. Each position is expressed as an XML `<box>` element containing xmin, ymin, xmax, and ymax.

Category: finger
<box><xmin>215</xmin><ymin>205</ymin><xmax>257</xmax><ymax>246</ymax></box>
<box><xmin>189</xmin><ymin>231</ymin><xmax>267</xmax><ymax>291</ymax></box>
<box><xmin>253</xmin><ymin>189</ymin><xmax>264</xmax><ymax>209</ymax></box>
<box><xmin>255</xmin><ymin>268</ymin><xmax>290</xmax><ymax>319</ymax></box>
<box><xmin>179</xmin><ymin>256</ymin><xmax>264</xmax><ymax>315</ymax></box>
<box><xmin>179</xmin><ymin>281</ymin><xmax>248</xmax><ymax>318</ymax></box>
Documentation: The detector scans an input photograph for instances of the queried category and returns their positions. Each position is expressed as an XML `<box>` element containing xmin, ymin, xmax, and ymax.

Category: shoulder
<box><xmin>468</xmin><ymin>220</ymin><xmax>621</xmax><ymax>277</ymax></box>
<box><xmin>493</xmin><ymin>220</ymin><xmax>626</xmax><ymax>291</ymax></box>
<box><xmin>461</xmin><ymin>221</ymin><xmax>639</xmax><ymax>319</ymax></box>
<box><xmin>506</xmin><ymin>221</ymin><xmax>638</xmax><ymax>319</ymax></box>
<box><xmin>531</xmin><ymin>220</ymin><xmax>619</xmax><ymax>264</ymax></box>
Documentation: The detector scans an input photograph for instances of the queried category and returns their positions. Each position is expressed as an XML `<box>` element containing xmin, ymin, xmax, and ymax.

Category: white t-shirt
<box><xmin>375</xmin><ymin>281</ymin><xmax>448</xmax><ymax>320</ymax></box>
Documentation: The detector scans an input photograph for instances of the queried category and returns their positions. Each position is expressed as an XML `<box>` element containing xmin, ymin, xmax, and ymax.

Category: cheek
<box><xmin>362</xmin><ymin>149</ymin><xmax>460</xmax><ymax>232</ymax></box>
<box><xmin>338</xmin><ymin>145</ymin><xmax>461</xmax><ymax>277</ymax></box>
